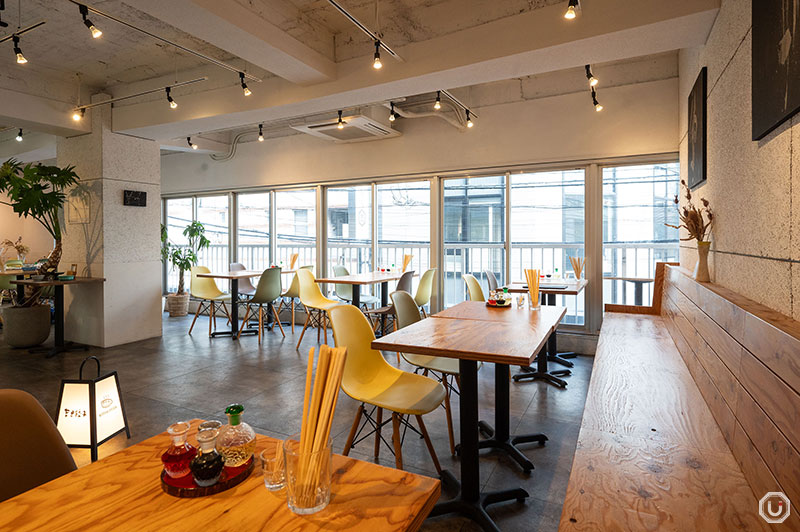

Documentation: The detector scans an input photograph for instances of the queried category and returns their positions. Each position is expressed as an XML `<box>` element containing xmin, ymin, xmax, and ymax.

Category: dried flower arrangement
<box><xmin>2</xmin><ymin>236</ymin><xmax>30</xmax><ymax>257</ymax></box>
<box><xmin>666</xmin><ymin>180</ymin><xmax>713</xmax><ymax>242</ymax></box>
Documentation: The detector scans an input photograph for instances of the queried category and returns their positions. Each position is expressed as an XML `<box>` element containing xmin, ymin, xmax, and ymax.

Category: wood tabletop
<box><xmin>434</xmin><ymin>301</ymin><xmax>566</xmax><ymax>328</ymax></box>
<box><xmin>315</xmin><ymin>271</ymin><xmax>415</xmax><ymax>285</ymax></box>
<box><xmin>372</xmin><ymin>310</ymin><xmax>563</xmax><ymax>366</ymax></box>
<box><xmin>0</xmin><ymin>419</ymin><xmax>440</xmax><ymax>532</ymax></box>
<box><xmin>1</xmin><ymin>269</ymin><xmax>28</xmax><ymax>275</ymax></box>
<box><xmin>504</xmin><ymin>278</ymin><xmax>588</xmax><ymax>295</ymax></box>
<box><xmin>11</xmin><ymin>277</ymin><xmax>106</xmax><ymax>287</ymax></box>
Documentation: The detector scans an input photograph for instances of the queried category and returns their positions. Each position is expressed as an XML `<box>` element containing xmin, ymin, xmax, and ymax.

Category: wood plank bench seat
<box><xmin>558</xmin><ymin>312</ymin><xmax>770</xmax><ymax>531</ymax></box>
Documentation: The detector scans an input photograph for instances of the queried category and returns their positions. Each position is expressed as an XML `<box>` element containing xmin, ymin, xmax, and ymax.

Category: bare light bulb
<box><xmin>15</xmin><ymin>129</ymin><xmax>23</xmax><ymax>142</ymax></box>
<box><xmin>169</xmin><ymin>99</ymin><xmax>178</xmax><ymax>109</ymax></box>
<box><xmin>15</xmin><ymin>51</ymin><xmax>27</xmax><ymax>64</ymax></box>
<box><xmin>192</xmin><ymin>143</ymin><xmax>198</xmax><ymax>150</ymax></box>
<box><xmin>595</xmin><ymin>102</ymin><xmax>603</xmax><ymax>112</ymax></box>
<box><xmin>564</xmin><ymin>5</ymin><xmax>576</xmax><ymax>19</ymax></box>
<box><xmin>72</xmin><ymin>110</ymin><xmax>84</xmax><ymax>121</ymax></box>
<box><xmin>434</xmin><ymin>99</ymin><xmax>441</xmax><ymax>110</ymax></box>
<box><xmin>243</xmin><ymin>86</ymin><xmax>252</xmax><ymax>96</ymax></box>
<box><xmin>589</xmin><ymin>76</ymin><xmax>598</xmax><ymax>87</ymax></box>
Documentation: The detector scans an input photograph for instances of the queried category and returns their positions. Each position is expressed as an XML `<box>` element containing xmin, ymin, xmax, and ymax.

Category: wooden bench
<box><xmin>558</xmin><ymin>311</ymin><xmax>770</xmax><ymax>530</ymax></box>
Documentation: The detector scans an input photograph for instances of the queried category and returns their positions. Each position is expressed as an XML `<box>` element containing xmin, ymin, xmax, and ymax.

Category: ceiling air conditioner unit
<box><xmin>290</xmin><ymin>107</ymin><xmax>401</xmax><ymax>143</ymax></box>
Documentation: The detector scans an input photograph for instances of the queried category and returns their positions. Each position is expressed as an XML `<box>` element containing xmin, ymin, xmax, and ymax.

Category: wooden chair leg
<box><xmin>391</xmin><ymin>412</ymin><xmax>403</xmax><ymax>470</ymax></box>
<box><xmin>343</xmin><ymin>404</ymin><xmax>364</xmax><ymax>456</ymax></box>
<box><xmin>415</xmin><ymin>414</ymin><xmax>442</xmax><ymax>474</ymax></box>
<box><xmin>421</xmin><ymin>306</ymin><xmax>427</xmax><ymax>318</ymax></box>
<box><xmin>220</xmin><ymin>301</ymin><xmax>231</xmax><ymax>325</ymax></box>
<box><xmin>237</xmin><ymin>306</ymin><xmax>251</xmax><ymax>339</ymax></box>
<box><xmin>442</xmin><ymin>375</ymin><xmax>456</xmax><ymax>456</ymax></box>
<box><xmin>188</xmin><ymin>301</ymin><xmax>204</xmax><ymax>335</ymax></box>
<box><xmin>296</xmin><ymin>313</ymin><xmax>311</xmax><ymax>349</ymax></box>
<box><xmin>272</xmin><ymin>304</ymin><xmax>285</xmax><ymax>338</ymax></box>
<box><xmin>209</xmin><ymin>301</ymin><xmax>215</xmax><ymax>336</ymax></box>
<box><xmin>374</xmin><ymin>407</ymin><xmax>383</xmax><ymax>460</ymax></box>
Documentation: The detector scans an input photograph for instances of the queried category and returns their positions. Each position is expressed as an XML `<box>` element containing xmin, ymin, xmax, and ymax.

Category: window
<box><xmin>237</xmin><ymin>192</ymin><xmax>270</xmax><ymax>271</ymax></box>
<box><xmin>275</xmin><ymin>189</ymin><xmax>316</xmax><ymax>268</ymax></box>
<box><xmin>164</xmin><ymin>197</ymin><xmax>192</xmax><ymax>293</ymax></box>
<box><xmin>377</xmin><ymin>181</ymin><xmax>431</xmax><ymax>276</ymax></box>
<box><xmin>511</xmin><ymin>170</ymin><xmax>585</xmax><ymax>324</ymax></box>
<box><xmin>327</xmin><ymin>185</ymin><xmax>372</xmax><ymax>276</ymax></box>
<box><xmin>602</xmin><ymin>163</ymin><xmax>680</xmax><ymax>306</ymax></box>
<box><xmin>196</xmin><ymin>195</ymin><xmax>230</xmax><ymax>279</ymax></box>
<box><xmin>443</xmin><ymin>175</ymin><xmax>505</xmax><ymax>306</ymax></box>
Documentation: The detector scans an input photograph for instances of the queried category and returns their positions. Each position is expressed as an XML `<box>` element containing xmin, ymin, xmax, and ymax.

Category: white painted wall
<box><xmin>678</xmin><ymin>0</ymin><xmax>800</xmax><ymax>320</ymax></box>
<box><xmin>161</xmin><ymin>77</ymin><xmax>679</xmax><ymax>194</ymax></box>
<box><xmin>0</xmin><ymin>196</ymin><xmax>54</xmax><ymax>265</ymax></box>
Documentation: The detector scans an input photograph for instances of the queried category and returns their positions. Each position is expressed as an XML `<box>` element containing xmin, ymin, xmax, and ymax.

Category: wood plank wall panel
<box><xmin>661</xmin><ymin>266</ymin><xmax>800</xmax><ymax>528</ymax></box>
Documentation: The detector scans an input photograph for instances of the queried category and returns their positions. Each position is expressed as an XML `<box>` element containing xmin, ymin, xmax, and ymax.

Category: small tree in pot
<box><xmin>0</xmin><ymin>159</ymin><xmax>80</xmax><ymax>347</ymax></box>
<box><xmin>162</xmin><ymin>221</ymin><xmax>210</xmax><ymax>316</ymax></box>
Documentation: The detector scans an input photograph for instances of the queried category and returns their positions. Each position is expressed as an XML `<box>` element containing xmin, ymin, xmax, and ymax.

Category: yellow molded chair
<box><xmin>277</xmin><ymin>265</ymin><xmax>313</xmax><ymax>334</ymax></box>
<box><xmin>296</xmin><ymin>268</ymin><xmax>339</xmax><ymax>349</ymax></box>
<box><xmin>463</xmin><ymin>273</ymin><xmax>485</xmax><ymax>302</ymax></box>
<box><xmin>414</xmin><ymin>268</ymin><xmax>436</xmax><ymax>317</ymax></box>
<box><xmin>392</xmin><ymin>290</ymin><xmax>463</xmax><ymax>455</ymax></box>
<box><xmin>188</xmin><ymin>266</ymin><xmax>232</xmax><ymax>336</ymax></box>
<box><xmin>329</xmin><ymin>304</ymin><xmax>445</xmax><ymax>473</ymax></box>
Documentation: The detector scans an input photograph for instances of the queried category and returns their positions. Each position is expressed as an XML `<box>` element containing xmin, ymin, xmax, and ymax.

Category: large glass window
<box><xmin>443</xmin><ymin>175</ymin><xmax>505</xmax><ymax>306</ymax></box>
<box><xmin>275</xmin><ymin>189</ymin><xmax>316</xmax><ymax>268</ymax></box>
<box><xmin>196</xmin><ymin>195</ymin><xmax>230</xmax><ymax>278</ymax></box>
<box><xmin>602</xmin><ymin>163</ymin><xmax>680</xmax><ymax>306</ymax></box>
<box><xmin>511</xmin><ymin>169</ymin><xmax>585</xmax><ymax>324</ymax></box>
<box><xmin>164</xmin><ymin>197</ymin><xmax>192</xmax><ymax>293</ymax></box>
<box><xmin>237</xmin><ymin>192</ymin><xmax>270</xmax><ymax>271</ymax></box>
<box><xmin>327</xmin><ymin>185</ymin><xmax>372</xmax><ymax>276</ymax></box>
<box><xmin>377</xmin><ymin>181</ymin><xmax>431</xmax><ymax>276</ymax></box>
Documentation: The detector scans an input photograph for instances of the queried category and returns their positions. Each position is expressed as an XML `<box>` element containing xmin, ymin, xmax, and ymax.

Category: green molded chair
<box><xmin>277</xmin><ymin>265</ymin><xmax>313</xmax><ymax>334</ymax></box>
<box><xmin>413</xmin><ymin>268</ymin><xmax>436</xmax><ymax>317</ymax></box>
<box><xmin>332</xmin><ymin>265</ymin><xmax>379</xmax><ymax>309</ymax></box>
<box><xmin>237</xmin><ymin>267</ymin><xmax>284</xmax><ymax>342</ymax></box>
<box><xmin>0</xmin><ymin>274</ymin><xmax>15</xmax><ymax>304</ymax></box>
<box><xmin>188</xmin><ymin>266</ymin><xmax>232</xmax><ymax>336</ymax></box>
<box><xmin>463</xmin><ymin>273</ymin><xmax>485</xmax><ymax>302</ymax></box>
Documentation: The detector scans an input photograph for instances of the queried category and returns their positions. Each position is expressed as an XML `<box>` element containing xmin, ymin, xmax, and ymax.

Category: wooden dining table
<box><xmin>0</xmin><ymin>420</ymin><xmax>440</xmax><ymax>532</ymax></box>
<box><xmin>372</xmin><ymin>302</ymin><xmax>566</xmax><ymax>532</ymax></box>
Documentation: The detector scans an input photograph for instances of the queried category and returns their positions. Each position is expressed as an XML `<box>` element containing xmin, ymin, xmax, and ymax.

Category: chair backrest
<box><xmin>297</xmin><ymin>268</ymin><xmax>330</xmax><ymax>307</ymax></box>
<box><xmin>391</xmin><ymin>290</ymin><xmax>422</xmax><ymax>329</ymax></box>
<box><xmin>329</xmin><ymin>305</ymin><xmax>395</xmax><ymax>397</ymax></box>
<box><xmin>396</xmin><ymin>270</ymin><xmax>415</xmax><ymax>294</ymax></box>
<box><xmin>283</xmin><ymin>265</ymin><xmax>313</xmax><ymax>299</ymax></box>
<box><xmin>230</xmin><ymin>262</ymin><xmax>256</xmax><ymax>293</ymax></box>
<box><xmin>484</xmin><ymin>270</ymin><xmax>499</xmax><ymax>292</ymax></box>
<box><xmin>0</xmin><ymin>274</ymin><xmax>14</xmax><ymax>291</ymax></box>
<box><xmin>414</xmin><ymin>268</ymin><xmax>437</xmax><ymax>307</ymax></box>
<box><xmin>463</xmin><ymin>273</ymin><xmax>485</xmax><ymax>302</ymax></box>
<box><xmin>0</xmin><ymin>389</ymin><xmax>76</xmax><ymax>502</ymax></box>
<box><xmin>190</xmin><ymin>266</ymin><xmax>225</xmax><ymax>300</ymax></box>
<box><xmin>251</xmin><ymin>267</ymin><xmax>282</xmax><ymax>303</ymax></box>
<box><xmin>332</xmin><ymin>265</ymin><xmax>353</xmax><ymax>301</ymax></box>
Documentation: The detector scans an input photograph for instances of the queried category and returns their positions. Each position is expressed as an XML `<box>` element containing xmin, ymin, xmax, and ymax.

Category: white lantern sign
<box><xmin>56</xmin><ymin>356</ymin><xmax>130</xmax><ymax>461</ymax></box>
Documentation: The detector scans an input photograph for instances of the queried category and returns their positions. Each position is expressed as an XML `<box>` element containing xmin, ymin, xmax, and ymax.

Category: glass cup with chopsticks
<box><xmin>260</xmin><ymin>439</ymin><xmax>285</xmax><ymax>491</ymax></box>
<box><xmin>283</xmin><ymin>432</ymin><xmax>332</xmax><ymax>514</ymax></box>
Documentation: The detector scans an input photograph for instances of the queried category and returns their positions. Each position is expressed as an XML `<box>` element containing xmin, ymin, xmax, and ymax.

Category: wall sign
<box><xmin>123</xmin><ymin>190</ymin><xmax>147</xmax><ymax>207</ymax></box>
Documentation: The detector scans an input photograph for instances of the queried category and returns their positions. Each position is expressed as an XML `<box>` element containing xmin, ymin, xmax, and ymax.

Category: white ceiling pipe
<box><xmin>382</xmin><ymin>101</ymin><xmax>466</xmax><ymax>130</ymax></box>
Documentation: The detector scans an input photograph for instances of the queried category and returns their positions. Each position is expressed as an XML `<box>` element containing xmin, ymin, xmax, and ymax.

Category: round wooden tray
<box><xmin>160</xmin><ymin>456</ymin><xmax>255</xmax><ymax>498</ymax></box>
<box><xmin>486</xmin><ymin>301</ymin><xmax>512</xmax><ymax>308</ymax></box>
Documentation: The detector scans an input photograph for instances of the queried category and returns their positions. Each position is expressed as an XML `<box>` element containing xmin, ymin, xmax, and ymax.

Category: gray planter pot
<box><xmin>2</xmin><ymin>305</ymin><xmax>51</xmax><ymax>348</ymax></box>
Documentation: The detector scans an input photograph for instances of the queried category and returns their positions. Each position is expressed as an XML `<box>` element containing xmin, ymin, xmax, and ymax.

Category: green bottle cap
<box><xmin>503</xmin><ymin>287</ymin><xmax>508</xmax><ymax>293</ymax></box>
<box><xmin>225</xmin><ymin>404</ymin><xmax>244</xmax><ymax>426</ymax></box>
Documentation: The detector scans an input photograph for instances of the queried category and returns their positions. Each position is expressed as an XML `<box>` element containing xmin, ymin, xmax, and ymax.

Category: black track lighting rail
<box><xmin>73</xmin><ymin>77</ymin><xmax>207</xmax><ymax>113</ymax></box>
<box><xmin>0</xmin><ymin>20</ymin><xmax>45</xmax><ymax>43</ymax></box>
<box><xmin>325</xmin><ymin>0</ymin><xmax>402</xmax><ymax>60</ymax></box>
<box><xmin>440</xmin><ymin>89</ymin><xmax>478</xmax><ymax>118</ymax></box>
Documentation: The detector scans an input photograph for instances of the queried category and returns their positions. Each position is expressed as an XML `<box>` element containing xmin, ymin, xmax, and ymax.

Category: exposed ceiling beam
<box><xmin>160</xmin><ymin>136</ymin><xmax>229</xmax><ymax>154</ymax></box>
<box><xmin>129</xmin><ymin>0</ymin><xmax>337</xmax><ymax>85</ymax></box>
<box><xmin>0</xmin><ymin>87</ymin><xmax>90</xmax><ymax>137</ymax></box>
<box><xmin>0</xmin><ymin>131</ymin><xmax>57</xmax><ymax>164</ymax></box>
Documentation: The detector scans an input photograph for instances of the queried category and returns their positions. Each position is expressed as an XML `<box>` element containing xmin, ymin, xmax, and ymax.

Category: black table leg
<box><xmin>379</xmin><ymin>281</ymin><xmax>388</xmax><ymax>336</ymax></box>
<box><xmin>42</xmin><ymin>284</ymin><xmax>87</xmax><ymax>358</ymax></box>
<box><xmin>473</xmin><ymin>364</ymin><xmax>547</xmax><ymax>473</ymax></box>
<box><xmin>15</xmin><ymin>274</ymin><xmax>24</xmax><ymax>305</ymax></box>
<box><xmin>513</xmin><ymin>332</ymin><xmax>569</xmax><ymax>387</ymax></box>
<box><xmin>430</xmin><ymin>359</ymin><xmax>529</xmax><ymax>531</ymax></box>
<box><xmin>210</xmin><ymin>278</ymin><xmax>256</xmax><ymax>338</ymax></box>
<box><xmin>542</xmin><ymin>291</ymin><xmax>575</xmax><ymax>368</ymax></box>
<box><xmin>634</xmin><ymin>281</ymin><xmax>644</xmax><ymax>307</ymax></box>
<box><xmin>352</xmin><ymin>284</ymin><xmax>361</xmax><ymax>308</ymax></box>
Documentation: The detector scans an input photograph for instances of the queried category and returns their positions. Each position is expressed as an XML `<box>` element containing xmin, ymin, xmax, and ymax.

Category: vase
<box><xmin>694</xmin><ymin>241</ymin><xmax>711</xmax><ymax>282</ymax></box>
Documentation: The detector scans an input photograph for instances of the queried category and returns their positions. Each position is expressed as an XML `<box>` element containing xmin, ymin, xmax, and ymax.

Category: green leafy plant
<box><xmin>162</xmin><ymin>221</ymin><xmax>210</xmax><ymax>294</ymax></box>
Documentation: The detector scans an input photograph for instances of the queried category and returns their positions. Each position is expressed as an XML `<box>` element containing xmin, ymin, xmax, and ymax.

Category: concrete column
<box><xmin>56</xmin><ymin>95</ymin><xmax>162</xmax><ymax>347</ymax></box>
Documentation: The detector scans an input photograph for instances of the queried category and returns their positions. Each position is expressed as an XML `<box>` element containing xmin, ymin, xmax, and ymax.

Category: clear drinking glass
<box><xmin>283</xmin><ymin>432</ymin><xmax>331</xmax><ymax>515</ymax></box>
<box><xmin>517</xmin><ymin>294</ymin><xmax>525</xmax><ymax>309</ymax></box>
<box><xmin>260</xmin><ymin>440</ymin><xmax>285</xmax><ymax>491</ymax></box>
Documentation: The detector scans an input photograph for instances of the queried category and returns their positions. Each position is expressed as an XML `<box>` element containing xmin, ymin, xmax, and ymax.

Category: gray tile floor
<box><xmin>0</xmin><ymin>311</ymin><xmax>593</xmax><ymax>532</ymax></box>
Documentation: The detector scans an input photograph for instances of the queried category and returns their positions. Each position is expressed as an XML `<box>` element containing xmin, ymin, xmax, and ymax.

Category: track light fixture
<box><xmin>564</xmin><ymin>0</ymin><xmax>579</xmax><ymax>19</ymax></box>
<box><xmin>373</xmin><ymin>40</ymin><xmax>382</xmax><ymax>70</ymax></box>
<box><xmin>79</xmin><ymin>4</ymin><xmax>102</xmax><ymax>39</ymax></box>
<box><xmin>15</xmin><ymin>129</ymin><xmax>23</xmax><ymax>142</ymax></box>
<box><xmin>12</xmin><ymin>35</ymin><xmax>26</xmax><ymax>64</ymax></box>
<box><xmin>72</xmin><ymin>108</ymin><xmax>85</xmax><ymax>121</ymax></box>
<box><xmin>591</xmin><ymin>88</ymin><xmax>603</xmax><ymax>112</ymax></box>
<box><xmin>258</xmin><ymin>124</ymin><xmax>264</xmax><ymax>142</ymax></box>
<box><xmin>585</xmin><ymin>65</ymin><xmax>598</xmax><ymax>87</ymax></box>
<box><xmin>434</xmin><ymin>91</ymin><xmax>441</xmax><ymax>110</ymax></box>
<box><xmin>389</xmin><ymin>102</ymin><xmax>396</xmax><ymax>122</ymax></box>
<box><xmin>166</xmin><ymin>87</ymin><xmax>177</xmax><ymax>109</ymax></box>
<box><xmin>337</xmin><ymin>110</ymin><xmax>345</xmax><ymax>129</ymax></box>
<box><xmin>466</xmin><ymin>109</ymin><xmax>474</xmax><ymax>128</ymax></box>
<box><xmin>239</xmin><ymin>72</ymin><xmax>251</xmax><ymax>96</ymax></box>
<box><xmin>187</xmin><ymin>137</ymin><xmax>197</xmax><ymax>150</ymax></box>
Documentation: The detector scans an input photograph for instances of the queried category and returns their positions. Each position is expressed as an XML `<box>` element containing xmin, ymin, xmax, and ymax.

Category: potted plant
<box><xmin>0</xmin><ymin>159</ymin><xmax>80</xmax><ymax>347</ymax></box>
<box><xmin>162</xmin><ymin>221</ymin><xmax>210</xmax><ymax>317</ymax></box>
<box><xmin>666</xmin><ymin>180</ymin><xmax>713</xmax><ymax>282</ymax></box>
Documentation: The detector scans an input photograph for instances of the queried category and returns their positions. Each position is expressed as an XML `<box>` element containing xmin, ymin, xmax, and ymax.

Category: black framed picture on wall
<box><xmin>687</xmin><ymin>67</ymin><xmax>707</xmax><ymax>190</ymax></box>
<box><xmin>752</xmin><ymin>0</ymin><xmax>800</xmax><ymax>140</ymax></box>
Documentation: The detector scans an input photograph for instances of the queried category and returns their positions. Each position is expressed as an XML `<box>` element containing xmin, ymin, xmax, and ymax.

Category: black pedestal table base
<box><xmin>513</xmin><ymin>332</ymin><xmax>569</xmax><ymax>387</ymax></box>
